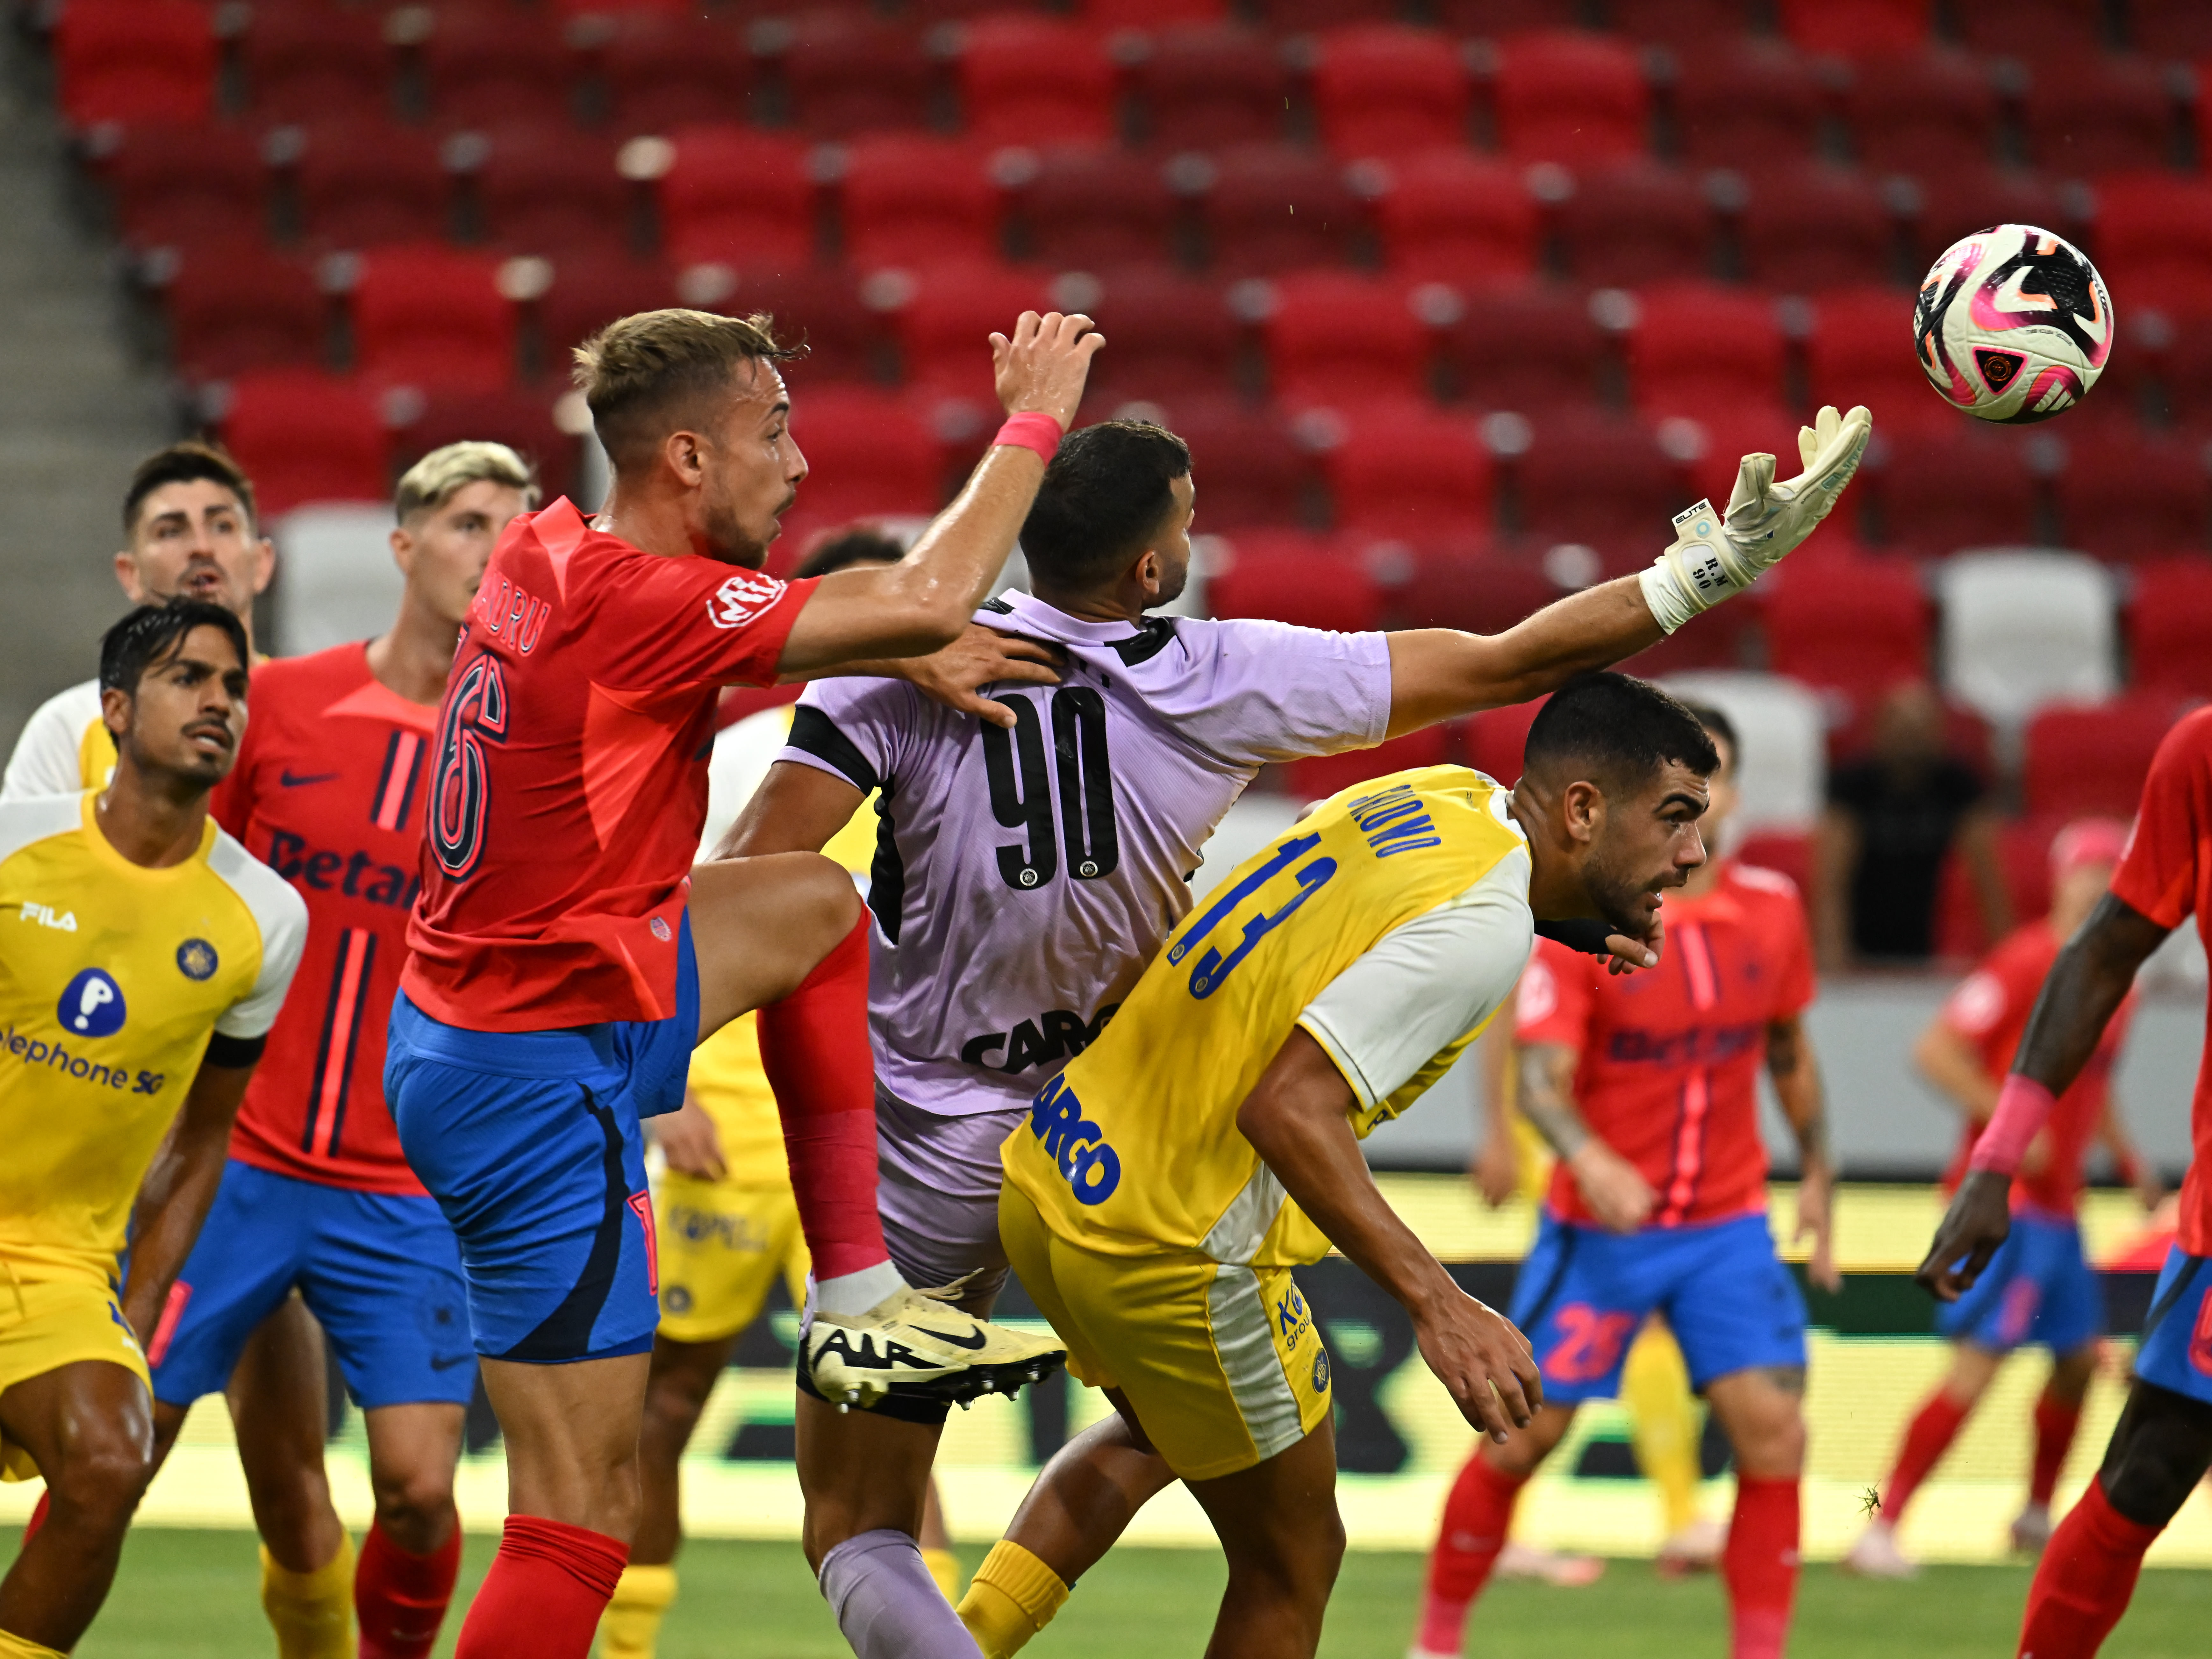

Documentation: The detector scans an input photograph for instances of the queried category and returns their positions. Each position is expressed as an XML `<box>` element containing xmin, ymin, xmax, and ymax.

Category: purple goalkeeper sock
<box><xmin>819</xmin><ymin>1529</ymin><xmax>983</xmax><ymax>1659</ymax></box>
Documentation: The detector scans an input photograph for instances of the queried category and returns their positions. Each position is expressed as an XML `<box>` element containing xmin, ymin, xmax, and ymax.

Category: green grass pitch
<box><xmin>21</xmin><ymin>1525</ymin><xmax>2212</xmax><ymax>1657</ymax></box>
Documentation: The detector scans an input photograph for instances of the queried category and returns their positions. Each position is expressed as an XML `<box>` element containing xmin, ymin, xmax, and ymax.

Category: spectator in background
<box><xmin>1816</xmin><ymin>681</ymin><xmax>2010</xmax><ymax>968</ymax></box>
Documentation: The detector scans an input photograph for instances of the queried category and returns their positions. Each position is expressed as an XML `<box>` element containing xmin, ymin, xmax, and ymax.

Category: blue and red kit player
<box><xmin>141</xmin><ymin>443</ymin><xmax>540</xmax><ymax>1659</ymax></box>
<box><xmin>382</xmin><ymin>307</ymin><xmax>1101</xmax><ymax>1656</ymax></box>
<box><xmin>1414</xmin><ymin>704</ymin><xmax>1839</xmax><ymax>1659</ymax></box>
<box><xmin>1924</xmin><ymin>705</ymin><xmax>2212</xmax><ymax>1657</ymax></box>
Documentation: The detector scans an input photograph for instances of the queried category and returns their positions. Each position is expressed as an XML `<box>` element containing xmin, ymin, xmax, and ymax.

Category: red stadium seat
<box><xmin>1607</xmin><ymin>0</ymin><xmax>1760</xmax><ymax>49</ymax></box>
<box><xmin>290</xmin><ymin>121</ymin><xmax>454</xmax><ymax>250</ymax></box>
<box><xmin>159</xmin><ymin>245</ymin><xmax>327</xmax><ymax>383</ymax></box>
<box><xmin>1259</xmin><ymin>272</ymin><xmax>1434</xmax><ymax>407</ymax></box>
<box><xmin>1309</xmin><ymin>25</ymin><xmax>1472</xmax><ymax>163</ymax></box>
<box><xmin>958</xmin><ymin>18</ymin><xmax>1118</xmax><ymax>150</ymax></box>
<box><xmin>1666</xmin><ymin>398</ymin><xmax>1806</xmax><ymax>509</ymax></box>
<box><xmin>1908</xmin><ymin>166</ymin><xmax>2083</xmax><ymax>270</ymax></box>
<box><xmin>1508</xmin><ymin>407</ymin><xmax>1687</xmax><ymax>561</ymax></box>
<box><xmin>1072</xmin><ymin>268</ymin><xmax>1240</xmax><ymax>406</ymax></box>
<box><xmin>2157</xmin><ymin>313</ymin><xmax>2212</xmax><ymax>433</ymax></box>
<box><xmin>1282</xmin><ymin>726</ymin><xmax>1453</xmax><ymax>803</ymax></box>
<box><xmin>1624</xmin><ymin>283</ymin><xmax>1787</xmax><ymax>417</ymax></box>
<box><xmin>2022</xmin><ymin>693</ymin><xmax>2182</xmax><ymax>819</ymax></box>
<box><xmin>1367</xmin><ymin>151</ymin><xmax>1539</xmax><ymax>285</ymax></box>
<box><xmin>656</xmin><ymin>128</ymin><xmax>815</xmax><ymax>270</ymax></box>
<box><xmin>1761</xmin><ymin>554</ymin><xmax>1930</xmax><ymax>707</ymax></box>
<box><xmin>1145</xmin><ymin>397</ymin><xmax>1310</xmax><ymax>529</ymax></box>
<box><xmin>600</xmin><ymin>14</ymin><xmax>754</xmax><ymax>137</ymax></box>
<box><xmin>776</xmin><ymin>388</ymin><xmax>946</xmax><ymax>557</ymax></box>
<box><xmin>102</xmin><ymin>124</ymin><xmax>270</xmax><ymax>252</ymax></box>
<box><xmin>1736</xmin><ymin>162</ymin><xmax>1898</xmax><ymax>294</ymax></box>
<box><xmin>534</xmin><ymin>252</ymin><xmax>681</xmax><ymax>361</ymax></box>
<box><xmin>777</xmin><ymin>11</ymin><xmax>930</xmax><ymax>139</ymax></box>
<box><xmin>349</xmin><ymin>245</ymin><xmax>515</xmax><ymax>391</ymax></box>
<box><xmin>1430</xmin><ymin>0</ymin><xmax>1580</xmax><ymax>33</ymax></box>
<box><xmin>1866</xmin><ymin>427</ymin><xmax>2038</xmax><ymax>555</ymax></box>
<box><xmin>238</xmin><ymin>1</ymin><xmax>393</xmax><ymax>124</ymax></box>
<box><xmin>885</xmin><ymin>266</ymin><xmax>1055</xmax><ymax>401</ymax></box>
<box><xmin>1250</xmin><ymin>0</ymin><xmax>1400</xmax><ymax>30</ymax></box>
<box><xmin>1124</xmin><ymin>25</ymin><xmax>1288</xmax><ymax>152</ymax></box>
<box><xmin>1492</xmin><ymin>32</ymin><xmax>1651</xmax><ymax>168</ymax></box>
<box><xmin>1775</xmin><ymin>0</ymin><xmax>1931</xmax><ymax>58</ymax></box>
<box><xmin>470</xmin><ymin>126</ymin><xmax>629</xmax><ymax>256</ymax></box>
<box><xmin>421</xmin><ymin>6</ymin><xmax>579</xmax><ymax>127</ymax></box>
<box><xmin>1953</xmin><ymin>0</ymin><xmax>2107</xmax><ymax>63</ymax></box>
<box><xmin>1805</xmin><ymin>287</ymin><xmax>1941</xmax><ymax>428</ymax></box>
<box><xmin>1441</xmin><ymin>280</ymin><xmax>1606</xmax><ymax>415</ymax></box>
<box><xmin>1014</xmin><ymin>147</ymin><xmax>1178</xmax><ymax>271</ymax></box>
<box><xmin>2053</xmin><ymin>426</ymin><xmax>2210</xmax><ymax>561</ymax></box>
<box><xmin>839</xmin><ymin>137</ymin><xmax>1004</xmax><ymax>272</ymax></box>
<box><xmin>2092</xmin><ymin>173</ymin><xmax>2212</xmax><ymax>317</ymax></box>
<box><xmin>54</xmin><ymin>0</ymin><xmax>215</xmax><ymax>128</ymax></box>
<box><xmin>2133</xmin><ymin>0</ymin><xmax>2212</xmax><ymax>60</ymax></box>
<box><xmin>217</xmin><ymin>370</ymin><xmax>391</xmax><ymax>512</ymax></box>
<box><xmin>1193</xmin><ymin>145</ymin><xmax>1362</xmax><ymax>275</ymax></box>
<box><xmin>1080</xmin><ymin>0</ymin><xmax>1230</xmax><ymax>24</ymax></box>
<box><xmin>389</xmin><ymin>384</ymin><xmax>579</xmax><ymax>503</ymax></box>
<box><xmin>1841</xmin><ymin>51</ymin><xmax>1999</xmax><ymax>178</ymax></box>
<box><xmin>1460</xmin><ymin>697</ymin><xmax>1545</xmax><ymax>783</ymax></box>
<box><xmin>1672</xmin><ymin>37</ymin><xmax>1825</xmax><ymax>172</ymax></box>
<box><xmin>686</xmin><ymin>264</ymin><xmax>880</xmax><ymax>386</ymax></box>
<box><xmin>2022</xmin><ymin>56</ymin><xmax>2180</xmax><ymax>179</ymax></box>
<box><xmin>2128</xmin><ymin>561</ymin><xmax>2212</xmax><ymax>700</ymax></box>
<box><xmin>1550</xmin><ymin>159</ymin><xmax>1714</xmax><ymax>289</ymax></box>
<box><xmin>1319</xmin><ymin>403</ymin><xmax>1493</xmax><ymax>543</ymax></box>
<box><xmin>1206</xmin><ymin>531</ymin><xmax>1384</xmax><ymax>633</ymax></box>
<box><xmin>1387</xmin><ymin>549</ymin><xmax>1560</xmax><ymax>635</ymax></box>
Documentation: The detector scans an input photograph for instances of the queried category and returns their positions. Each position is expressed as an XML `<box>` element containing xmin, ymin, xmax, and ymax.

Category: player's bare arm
<box><xmin>1471</xmin><ymin>1025</ymin><xmax>1521</xmax><ymax>1209</ymax></box>
<box><xmin>117</xmin><ymin>1060</ymin><xmax>258</xmax><ymax>1342</ymax></box>
<box><xmin>1238</xmin><ymin>1027</ymin><xmax>1541</xmax><ymax>1443</ymax></box>
<box><xmin>1917</xmin><ymin>891</ymin><xmax>2170</xmax><ymax>1300</ymax></box>
<box><xmin>1517</xmin><ymin>1039</ymin><xmax>1657</xmax><ymax>1234</ymax></box>
<box><xmin>1912</xmin><ymin>1017</ymin><xmax>2003</xmax><ymax>1124</ymax></box>
<box><xmin>715</xmin><ymin>758</ymin><xmax>866</xmax><ymax>861</ymax></box>
<box><xmin>777</xmin><ymin>312</ymin><xmax>1104</xmax><ymax>676</ymax></box>
<box><xmin>1766</xmin><ymin>1013</ymin><xmax>1841</xmax><ymax>1293</ymax></box>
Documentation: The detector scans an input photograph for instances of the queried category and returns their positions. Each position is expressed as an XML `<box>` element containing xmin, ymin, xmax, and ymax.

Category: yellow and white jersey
<box><xmin>1</xmin><ymin>679</ymin><xmax>109</xmax><ymax>800</ymax></box>
<box><xmin>1005</xmin><ymin>764</ymin><xmax>1535</xmax><ymax>1268</ymax></box>
<box><xmin>0</xmin><ymin>791</ymin><xmax>307</xmax><ymax>1286</ymax></box>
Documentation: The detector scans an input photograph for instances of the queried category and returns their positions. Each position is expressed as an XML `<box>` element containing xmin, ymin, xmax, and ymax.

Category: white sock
<box><xmin>814</xmin><ymin>1261</ymin><xmax>907</xmax><ymax>1318</ymax></box>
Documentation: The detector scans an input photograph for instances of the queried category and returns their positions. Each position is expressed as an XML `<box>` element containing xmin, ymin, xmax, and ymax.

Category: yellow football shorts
<box><xmin>0</xmin><ymin>1272</ymin><xmax>153</xmax><ymax>1481</ymax></box>
<box><xmin>999</xmin><ymin>1184</ymin><xmax>1333</xmax><ymax>1483</ymax></box>
<box><xmin>654</xmin><ymin>1175</ymin><xmax>810</xmax><ymax>1345</ymax></box>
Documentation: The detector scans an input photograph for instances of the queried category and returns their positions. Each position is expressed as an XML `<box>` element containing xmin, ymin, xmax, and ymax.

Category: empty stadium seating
<box><xmin>2127</xmin><ymin>560</ymin><xmax>2212</xmax><ymax>700</ymax></box>
<box><xmin>1308</xmin><ymin>25</ymin><xmax>1472</xmax><ymax>163</ymax></box>
<box><xmin>1936</xmin><ymin>551</ymin><xmax>2120</xmax><ymax>730</ymax></box>
<box><xmin>1205</xmin><ymin>531</ymin><xmax>1384</xmax><ymax>634</ymax></box>
<box><xmin>2022</xmin><ymin>692</ymin><xmax>2185</xmax><ymax>819</ymax></box>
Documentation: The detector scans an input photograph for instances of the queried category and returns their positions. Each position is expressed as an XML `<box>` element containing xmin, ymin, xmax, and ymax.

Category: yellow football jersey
<box><xmin>1004</xmin><ymin>765</ymin><xmax>1529</xmax><ymax>1268</ymax></box>
<box><xmin>0</xmin><ymin>792</ymin><xmax>306</xmax><ymax>1287</ymax></box>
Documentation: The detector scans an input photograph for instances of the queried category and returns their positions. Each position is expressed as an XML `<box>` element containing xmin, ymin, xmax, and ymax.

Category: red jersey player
<box><xmin>1923</xmin><ymin>706</ymin><xmax>2212</xmax><ymax>1658</ymax></box>
<box><xmin>379</xmin><ymin>308</ymin><xmax>1099</xmax><ymax>1657</ymax></box>
<box><xmin>1414</xmin><ymin>703</ymin><xmax>1838</xmax><ymax>1659</ymax></box>
<box><xmin>139</xmin><ymin>443</ymin><xmax>538</xmax><ymax>1659</ymax></box>
<box><xmin>1851</xmin><ymin>819</ymin><xmax>2158</xmax><ymax>1578</ymax></box>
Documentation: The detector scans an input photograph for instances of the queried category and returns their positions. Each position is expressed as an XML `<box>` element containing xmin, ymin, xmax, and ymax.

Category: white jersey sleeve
<box><xmin>2</xmin><ymin>680</ymin><xmax>105</xmax><ymax>802</ymax></box>
<box><xmin>1297</xmin><ymin>848</ymin><xmax>1534</xmax><ymax>1112</ymax></box>
<box><xmin>207</xmin><ymin>829</ymin><xmax>310</xmax><ymax>1040</ymax></box>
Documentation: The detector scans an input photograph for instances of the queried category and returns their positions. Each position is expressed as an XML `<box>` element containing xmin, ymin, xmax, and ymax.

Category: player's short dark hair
<box><xmin>1020</xmin><ymin>420</ymin><xmax>1192</xmax><ymax>592</ymax></box>
<box><xmin>796</xmin><ymin>525</ymin><xmax>906</xmax><ymax>579</ymax></box>
<box><xmin>1523</xmin><ymin>672</ymin><xmax>1719</xmax><ymax>792</ymax></box>
<box><xmin>99</xmin><ymin>597</ymin><xmax>251</xmax><ymax>698</ymax></box>
<box><xmin>123</xmin><ymin>441</ymin><xmax>257</xmax><ymax>537</ymax></box>
<box><xmin>1679</xmin><ymin>700</ymin><xmax>1739</xmax><ymax>769</ymax></box>
<box><xmin>574</xmin><ymin>308</ymin><xmax>805</xmax><ymax>472</ymax></box>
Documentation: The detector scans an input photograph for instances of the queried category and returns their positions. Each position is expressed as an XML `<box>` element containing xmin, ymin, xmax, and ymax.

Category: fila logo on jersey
<box><xmin>1027</xmin><ymin>1074</ymin><xmax>1121</xmax><ymax>1204</ymax></box>
<box><xmin>706</xmin><ymin>571</ymin><xmax>788</xmax><ymax>630</ymax></box>
<box><xmin>57</xmin><ymin>968</ymin><xmax>126</xmax><ymax>1037</ymax></box>
<box><xmin>18</xmin><ymin>901</ymin><xmax>76</xmax><ymax>931</ymax></box>
<box><xmin>176</xmin><ymin>939</ymin><xmax>218</xmax><ymax>981</ymax></box>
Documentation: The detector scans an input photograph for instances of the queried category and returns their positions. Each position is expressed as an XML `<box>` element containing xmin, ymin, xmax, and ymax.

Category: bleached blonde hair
<box><xmin>395</xmin><ymin>441</ymin><xmax>540</xmax><ymax>525</ymax></box>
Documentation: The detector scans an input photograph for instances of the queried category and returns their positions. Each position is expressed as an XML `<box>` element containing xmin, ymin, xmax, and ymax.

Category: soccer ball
<box><xmin>1913</xmin><ymin>224</ymin><xmax>2114</xmax><ymax>424</ymax></box>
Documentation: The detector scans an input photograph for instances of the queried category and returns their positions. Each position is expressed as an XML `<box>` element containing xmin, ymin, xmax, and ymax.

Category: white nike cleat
<box><xmin>1655</xmin><ymin>1517</ymin><xmax>1728</xmax><ymax>1577</ymax></box>
<box><xmin>2010</xmin><ymin>1502</ymin><xmax>2055</xmax><ymax>1555</ymax></box>
<box><xmin>1841</xmin><ymin>1519</ymin><xmax>1919</xmax><ymax>1580</ymax></box>
<box><xmin>803</xmin><ymin>1285</ymin><xmax>1067</xmax><ymax>1409</ymax></box>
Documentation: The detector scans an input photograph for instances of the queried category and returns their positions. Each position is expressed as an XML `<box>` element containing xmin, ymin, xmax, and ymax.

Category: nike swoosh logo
<box><xmin>909</xmin><ymin>1324</ymin><xmax>989</xmax><ymax>1351</ymax></box>
<box><xmin>279</xmin><ymin>769</ymin><xmax>341</xmax><ymax>788</ymax></box>
<box><xmin>428</xmin><ymin>1353</ymin><xmax>474</xmax><ymax>1371</ymax></box>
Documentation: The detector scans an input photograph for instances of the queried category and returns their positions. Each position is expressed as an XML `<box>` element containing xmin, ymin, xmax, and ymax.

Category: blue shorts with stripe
<box><xmin>384</xmin><ymin>916</ymin><xmax>697</xmax><ymax>1364</ymax></box>
<box><xmin>147</xmin><ymin>1159</ymin><xmax>474</xmax><ymax>1410</ymax></box>
<box><xmin>1934</xmin><ymin>1209</ymin><xmax>2103</xmax><ymax>1356</ymax></box>
<box><xmin>2134</xmin><ymin>1246</ymin><xmax>2212</xmax><ymax>1407</ymax></box>
<box><xmin>1508</xmin><ymin>1209</ymin><xmax>1808</xmax><ymax>1403</ymax></box>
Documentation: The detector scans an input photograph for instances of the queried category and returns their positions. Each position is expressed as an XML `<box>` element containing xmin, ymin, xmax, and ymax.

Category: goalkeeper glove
<box><xmin>1638</xmin><ymin>403</ymin><xmax>1873</xmax><ymax>634</ymax></box>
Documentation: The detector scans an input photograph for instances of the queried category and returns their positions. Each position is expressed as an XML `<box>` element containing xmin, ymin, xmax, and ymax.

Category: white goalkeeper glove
<box><xmin>1638</xmin><ymin>403</ymin><xmax>1873</xmax><ymax>634</ymax></box>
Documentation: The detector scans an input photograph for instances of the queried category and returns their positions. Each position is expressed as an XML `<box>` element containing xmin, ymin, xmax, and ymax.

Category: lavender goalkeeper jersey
<box><xmin>779</xmin><ymin>589</ymin><xmax>1394</xmax><ymax>1118</ymax></box>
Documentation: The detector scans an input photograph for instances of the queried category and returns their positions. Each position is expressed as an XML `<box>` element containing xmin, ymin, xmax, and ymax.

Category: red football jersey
<box><xmin>2110</xmin><ymin>705</ymin><xmax>2212</xmax><ymax>1256</ymax></box>
<box><xmin>1516</xmin><ymin>862</ymin><xmax>1817</xmax><ymax>1229</ymax></box>
<box><xmin>1937</xmin><ymin>919</ymin><xmax>2134</xmax><ymax>1219</ymax></box>
<box><xmin>212</xmin><ymin>644</ymin><xmax>433</xmax><ymax>1196</ymax></box>
<box><xmin>401</xmin><ymin>500</ymin><xmax>816</xmax><ymax>1032</ymax></box>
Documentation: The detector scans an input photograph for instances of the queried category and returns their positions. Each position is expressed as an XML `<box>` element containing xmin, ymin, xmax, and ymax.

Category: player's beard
<box><xmin>1581</xmin><ymin>834</ymin><xmax>1677</xmax><ymax>938</ymax></box>
<box><xmin>701</xmin><ymin>494</ymin><xmax>778</xmax><ymax>569</ymax></box>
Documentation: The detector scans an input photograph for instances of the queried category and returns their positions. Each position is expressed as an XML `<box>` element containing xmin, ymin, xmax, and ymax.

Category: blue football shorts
<box><xmin>1508</xmin><ymin>1209</ymin><xmax>1808</xmax><ymax>1403</ymax></box>
<box><xmin>148</xmin><ymin>1158</ymin><xmax>474</xmax><ymax>1411</ymax></box>
<box><xmin>1934</xmin><ymin>1208</ymin><xmax>2104</xmax><ymax>1356</ymax></box>
<box><xmin>2133</xmin><ymin>1246</ymin><xmax>2212</xmax><ymax>1407</ymax></box>
<box><xmin>384</xmin><ymin>915</ymin><xmax>698</xmax><ymax>1364</ymax></box>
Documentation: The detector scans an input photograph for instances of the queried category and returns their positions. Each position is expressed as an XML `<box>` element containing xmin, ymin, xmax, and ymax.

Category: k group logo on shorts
<box><xmin>706</xmin><ymin>571</ymin><xmax>789</xmax><ymax>631</ymax></box>
<box><xmin>176</xmin><ymin>938</ymin><xmax>218</xmax><ymax>981</ymax></box>
<box><xmin>58</xmin><ymin>968</ymin><xmax>126</xmax><ymax>1036</ymax></box>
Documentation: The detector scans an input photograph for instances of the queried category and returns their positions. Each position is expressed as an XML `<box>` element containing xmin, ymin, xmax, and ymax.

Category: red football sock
<box><xmin>356</xmin><ymin>1517</ymin><xmax>462</xmax><ymax>1659</ymax></box>
<box><xmin>453</xmin><ymin>1515</ymin><xmax>626</xmax><ymax>1659</ymax></box>
<box><xmin>2029</xmin><ymin>1390</ymin><xmax>2085</xmax><ymax>1509</ymax></box>
<box><xmin>1883</xmin><ymin>1390</ymin><xmax>1970</xmax><ymax>1522</ymax></box>
<box><xmin>1724</xmin><ymin>1475</ymin><xmax>1799</xmax><ymax>1659</ymax></box>
<box><xmin>756</xmin><ymin>912</ymin><xmax>890</xmax><ymax>1284</ymax></box>
<box><xmin>2016</xmin><ymin>1477</ymin><xmax>2159</xmax><ymax>1658</ymax></box>
<box><xmin>1416</xmin><ymin>1454</ymin><xmax>1528</xmax><ymax>1654</ymax></box>
<box><xmin>21</xmin><ymin>1489</ymin><xmax>50</xmax><ymax>1544</ymax></box>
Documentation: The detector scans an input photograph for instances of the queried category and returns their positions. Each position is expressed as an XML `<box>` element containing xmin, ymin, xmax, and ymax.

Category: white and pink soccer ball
<box><xmin>1914</xmin><ymin>224</ymin><xmax>2114</xmax><ymax>424</ymax></box>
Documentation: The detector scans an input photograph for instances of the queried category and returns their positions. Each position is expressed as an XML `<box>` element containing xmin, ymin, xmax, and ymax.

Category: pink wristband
<box><xmin>1969</xmin><ymin>1074</ymin><xmax>2058</xmax><ymax>1176</ymax></box>
<box><xmin>993</xmin><ymin>411</ymin><xmax>1063</xmax><ymax>465</ymax></box>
